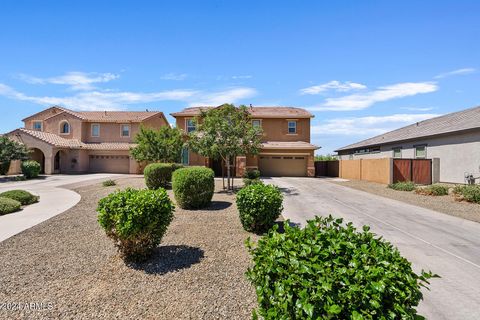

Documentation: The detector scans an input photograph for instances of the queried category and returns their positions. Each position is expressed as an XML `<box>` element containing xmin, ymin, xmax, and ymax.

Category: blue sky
<box><xmin>1</xmin><ymin>1</ymin><xmax>479</xmax><ymax>154</ymax></box>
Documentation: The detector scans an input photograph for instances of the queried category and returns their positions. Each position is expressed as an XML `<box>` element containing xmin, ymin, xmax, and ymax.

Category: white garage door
<box><xmin>89</xmin><ymin>155</ymin><xmax>130</xmax><ymax>173</ymax></box>
<box><xmin>258</xmin><ymin>155</ymin><xmax>307</xmax><ymax>177</ymax></box>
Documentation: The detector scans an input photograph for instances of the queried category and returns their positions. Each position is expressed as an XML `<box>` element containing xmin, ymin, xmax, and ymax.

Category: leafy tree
<box><xmin>130</xmin><ymin>126</ymin><xmax>184</xmax><ymax>163</ymax></box>
<box><xmin>0</xmin><ymin>136</ymin><xmax>29</xmax><ymax>175</ymax></box>
<box><xmin>187</xmin><ymin>104</ymin><xmax>262</xmax><ymax>190</ymax></box>
<box><xmin>314</xmin><ymin>154</ymin><xmax>337</xmax><ymax>161</ymax></box>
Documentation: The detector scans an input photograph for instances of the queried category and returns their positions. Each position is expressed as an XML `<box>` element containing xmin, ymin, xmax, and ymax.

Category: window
<box><xmin>186</xmin><ymin>119</ymin><xmax>196</xmax><ymax>133</ymax></box>
<box><xmin>181</xmin><ymin>147</ymin><xmax>189</xmax><ymax>165</ymax></box>
<box><xmin>91</xmin><ymin>124</ymin><xmax>100</xmax><ymax>137</ymax></box>
<box><xmin>288</xmin><ymin>121</ymin><xmax>297</xmax><ymax>134</ymax></box>
<box><xmin>121</xmin><ymin>124</ymin><xmax>130</xmax><ymax>137</ymax></box>
<box><xmin>33</xmin><ymin>121</ymin><xmax>42</xmax><ymax>131</ymax></box>
<box><xmin>415</xmin><ymin>145</ymin><xmax>426</xmax><ymax>158</ymax></box>
<box><xmin>252</xmin><ymin>119</ymin><xmax>261</xmax><ymax>128</ymax></box>
<box><xmin>393</xmin><ymin>147</ymin><xmax>402</xmax><ymax>158</ymax></box>
<box><xmin>60</xmin><ymin>121</ymin><xmax>70</xmax><ymax>134</ymax></box>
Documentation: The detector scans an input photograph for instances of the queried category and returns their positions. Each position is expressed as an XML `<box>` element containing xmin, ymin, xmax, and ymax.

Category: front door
<box><xmin>54</xmin><ymin>151</ymin><xmax>61</xmax><ymax>173</ymax></box>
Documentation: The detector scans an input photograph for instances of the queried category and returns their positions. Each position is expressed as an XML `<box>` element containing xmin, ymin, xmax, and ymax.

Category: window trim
<box><xmin>181</xmin><ymin>147</ymin><xmax>189</xmax><ymax>165</ymax></box>
<box><xmin>185</xmin><ymin>118</ymin><xmax>196</xmax><ymax>133</ymax></box>
<box><xmin>287</xmin><ymin>120</ymin><xmax>297</xmax><ymax>134</ymax></box>
<box><xmin>392</xmin><ymin>147</ymin><xmax>402</xmax><ymax>158</ymax></box>
<box><xmin>120</xmin><ymin>124</ymin><xmax>131</xmax><ymax>137</ymax></box>
<box><xmin>414</xmin><ymin>144</ymin><xmax>427</xmax><ymax>159</ymax></box>
<box><xmin>91</xmin><ymin>123</ymin><xmax>100</xmax><ymax>137</ymax></box>
<box><xmin>59</xmin><ymin>120</ymin><xmax>70</xmax><ymax>135</ymax></box>
<box><xmin>251</xmin><ymin>119</ymin><xmax>262</xmax><ymax>128</ymax></box>
<box><xmin>32</xmin><ymin>121</ymin><xmax>43</xmax><ymax>131</ymax></box>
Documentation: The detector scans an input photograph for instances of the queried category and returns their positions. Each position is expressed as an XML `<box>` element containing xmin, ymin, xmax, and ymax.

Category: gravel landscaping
<box><xmin>332</xmin><ymin>179</ymin><xmax>480</xmax><ymax>223</ymax></box>
<box><xmin>0</xmin><ymin>177</ymin><xmax>258</xmax><ymax>319</ymax></box>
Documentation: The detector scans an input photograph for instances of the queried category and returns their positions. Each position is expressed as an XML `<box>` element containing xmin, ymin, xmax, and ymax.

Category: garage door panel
<box><xmin>258</xmin><ymin>155</ymin><xmax>307</xmax><ymax>177</ymax></box>
<box><xmin>89</xmin><ymin>155</ymin><xmax>130</xmax><ymax>173</ymax></box>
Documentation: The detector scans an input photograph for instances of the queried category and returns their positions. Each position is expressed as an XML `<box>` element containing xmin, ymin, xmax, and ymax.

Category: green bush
<box><xmin>415</xmin><ymin>184</ymin><xmax>449</xmax><ymax>196</ymax></box>
<box><xmin>453</xmin><ymin>185</ymin><xmax>480</xmax><ymax>203</ymax></box>
<box><xmin>144</xmin><ymin>163</ymin><xmax>183</xmax><ymax>189</ymax></box>
<box><xmin>21</xmin><ymin>160</ymin><xmax>41</xmax><ymax>179</ymax></box>
<box><xmin>102</xmin><ymin>179</ymin><xmax>116</xmax><ymax>187</ymax></box>
<box><xmin>236</xmin><ymin>183</ymin><xmax>283</xmax><ymax>234</ymax></box>
<box><xmin>172</xmin><ymin>167</ymin><xmax>214</xmax><ymax>209</ymax></box>
<box><xmin>243</xmin><ymin>169</ymin><xmax>261</xmax><ymax>186</ymax></box>
<box><xmin>388</xmin><ymin>181</ymin><xmax>416</xmax><ymax>191</ymax></box>
<box><xmin>97</xmin><ymin>188</ymin><xmax>174</xmax><ymax>261</ymax></box>
<box><xmin>246</xmin><ymin>215</ymin><xmax>438</xmax><ymax>319</ymax></box>
<box><xmin>0</xmin><ymin>190</ymin><xmax>39</xmax><ymax>205</ymax></box>
<box><xmin>0</xmin><ymin>197</ymin><xmax>22</xmax><ymax>215</ymax></box>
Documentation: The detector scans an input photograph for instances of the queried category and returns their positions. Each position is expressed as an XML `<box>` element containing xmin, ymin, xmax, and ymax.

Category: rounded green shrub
<box><xmin>243</xmin><ymin>169</ymin><xmax>261</xmax><ymax>186</ymax></box>
<box><xmin>144</xmin><ymin>163</ymin><xmax>183</xmax><ymax>189</ymax></box>
<box><xmin>246</xmin><ymin>215</ymin><xmax>438</xmax><ymax>319</ymax></box>
<box><xmin>416</xmin><ymin>184</ymin><xmax>449</xmax><ymax>196</ymax></box>
<box><xmin>0</xmin><ymin>190</ymin><xmax>39</xmax><ymax>205</ymax></box>
<box><xmin>0</xmin><ymin>197</ymin><xmax>22</xmax><ymax>215</ymax></box>
<box><xmin>453</xmin><ymin>185</ymin><xmax>480</xmax><ymax>203</ymax></box>
<box><xmin>102</xmin><ymin>179</ymin><xmax>116</xmax><ymax>187</ymax></box>
<box><xmin>97</xmin><ymin>188</ymin><xmax>174</xmax><ymax>261</ymax></box>
<box><xmin>21</xmin><ymin>160</ymin><xmax>41</xmax><ymax>179</ymax></box>
<box><xmin>172</xmin><ymin>167</ymin><xmax>214</xmax><ymax>209</ymax></box>
<box><xmin>236</xmin><ymin>183</ymin><xmax>283</xmax><ymax>234</ymax></box>
<box><xmin>388</xmin><ymin>181</ymin><xmax>416</xmax><ymax>191</ymax></box>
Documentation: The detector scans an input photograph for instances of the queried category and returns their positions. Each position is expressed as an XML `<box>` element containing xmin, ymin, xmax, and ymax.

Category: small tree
<box><xmin>130</xmin><ymin>126</ymin><xmax>183</xmax><ymax>163</ymax></box>
<box><xmin>187</xmin><ymin>104</ymin><xmax>262</xmax><ymax>190</ymax></box>
<box><xmin>0</xmin><ymin>136</ymin><xmax>29</xmax><ymax>175</ymax></box>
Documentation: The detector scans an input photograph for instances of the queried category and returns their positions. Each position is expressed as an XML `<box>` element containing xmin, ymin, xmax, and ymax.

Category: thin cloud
<box><xmin>160</xmin><ymin>73</ymin><xmax>188</xmax><ymax>81</ymax></box>
<box><xmin>17</xmin><ymin>72</ymin><xmax>119</xmax><ymax>91</ymax></box>
<box><xmin>311</xmin><ymin>113</ymin><xmax>440</xmax><ymax>136</ymax></box>
<box><xmin>401</xmin><ymin>107</ymin><xmax>435</xmax><ymax>111</ymax></box>
<box><xmin>434</xmin><ymin>68</ymin><xmax>476</xmax><ymax>79</ymax></box>
<box><xmin>308</xmin><ymin>82</ymin><xmax>438</xmax><ymax>111</ymax></box>
<box><xmin>300</xmin><ymin>80</ymin><xmax>366</xmax><ymax>95</ymax></box>
<box><xmin>188</xmin><ymin>87</ymin><xmax>257</xmax><ymax>107</ymax></box>
<box><xmin>231</xmin><ymin>75</ymin><xmax>253</xmax><ymax>80</ymax></box>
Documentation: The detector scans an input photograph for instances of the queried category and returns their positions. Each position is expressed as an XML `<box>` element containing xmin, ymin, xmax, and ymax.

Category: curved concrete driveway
<box><xmin>0</xmin><ymin>174</ymin><xmax>131</xmax><ymax>242</ymax></box>
<box><xmin>266</xmin><ymin>177</ymin><xmax>480</xmax><ymax>320</ymax></box>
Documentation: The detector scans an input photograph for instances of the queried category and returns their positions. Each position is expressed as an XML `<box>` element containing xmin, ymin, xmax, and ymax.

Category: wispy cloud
<box><xmin>434</xmin><ymin>68</ymin><xmax>476</xmax><ymax>79</ymax></box>
<box><xmin>188</xmin><ymin>87</ymin><xmax>257</xmax><ymax>107</ymax></box>
<box><xmin>308</xmin><ymin>82</ymin><xmax>438</xmax><ymax>111</ymax></box>
<box><xmin>311</xmin><ymin>113</ymin><xmax>440</xmax><ymax>136</ymax></box>
<box><xmin>160</xmin><ymin>73</ymin><xmax>188</xmax><ymax>81</ymax></box>
<box><xmin>17</xmin><ymin>72</ymin><xmax>119</xmax><ymax>91</ymax></box>
<box><xmin>300</xmin><ymin>80</ymin><xmax>367</xmax><ymax>95</ymax></box>
<box><xmin>401</xmin><ymin>106</ymin><xmax>435</xmax><ymax>111</ymax></box>
<box><xmin>231</xmin><ymin>75</ymin><xmax>253</xmax><ymax>80</ymax></box>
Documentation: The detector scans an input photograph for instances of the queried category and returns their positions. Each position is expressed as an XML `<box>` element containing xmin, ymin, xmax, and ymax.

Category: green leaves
<box><xmin>246</xmin><ymin>215</ymin><xmax>438</xmax><ymax>319</ymax></box>
<box><xmin>130</xmin><ymin>126</ymin><xmax>183</xmax><ymax>163</ymax></box>
<box><xmin>0</xmin><ymin>136</ymin><xmax>30</xmax><ymax>175</ymax></box>
<box><xmin>172</xmin><ymin>167</ymin><xmax>215</xmax><ymax>209</ymax></box>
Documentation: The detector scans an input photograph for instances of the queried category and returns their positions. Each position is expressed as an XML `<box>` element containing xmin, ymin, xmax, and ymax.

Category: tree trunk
<box><xmin>226</xmin><ymin>156</ymin><xmax>231</xmax><ymax>191</ymax></box>
<box><xmin>221</xmin><ymin>158</ymin><xmax>225</xmax><ymax>189</ymax></box>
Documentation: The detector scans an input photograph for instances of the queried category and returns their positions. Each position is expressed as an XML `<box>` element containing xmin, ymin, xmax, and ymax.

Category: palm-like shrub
<box><xmin>144</xmin><ymin>163</ymin><xmax>183</xmax><ymax>189</ymax></box>
<box><xmin>21</xmin><ymin>160</ymin><xmax>41</xmax><ymax>179</ymax></box>
<box><xmin>0</xmin><ymin>190</ymin><xmax>39</xmax><ymax>205</ymax></box>
<box><xmin>0</xmin><ymin>197</ymin><xmax>22</xmax><ymax>215</ymax></box>
<box><xmin>172</xmin><ymin>167</ymin><xmax>214</xmax><ymax>209</ymax></box>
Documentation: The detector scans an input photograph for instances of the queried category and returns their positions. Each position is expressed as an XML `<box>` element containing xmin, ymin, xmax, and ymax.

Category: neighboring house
<box><xmin>7</xmin><ymin>106</ymin><xmax>169</xmax><ymax>174</ymax></box>
<box><xmin>171</xmin><ymin>106</ymin><xmax>319</xmax><ymax>177</ymax></box>
<box><xmin>335</xmin><ymin>106</ymin><xmax>480</xmax><ymax>184</ymax></box>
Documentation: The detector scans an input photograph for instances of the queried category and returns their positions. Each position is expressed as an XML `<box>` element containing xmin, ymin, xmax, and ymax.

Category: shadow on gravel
<box><xmin>129</xmin><ymin>245</ymin><xmax>204</xmax><ymax>275</ymax></box>
<box><xmin>277</xmin><ymin>187</ymin><xmax>299</xmax><ymax>196</ymax></box>
<box><xmin>206</xmin><ymin>201</ymin><xmax>232</xmax><ymax>211</ymax></box>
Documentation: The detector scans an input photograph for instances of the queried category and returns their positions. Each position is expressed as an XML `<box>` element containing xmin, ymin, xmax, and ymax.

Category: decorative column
<box><xmin>307</xmin><ymin>154</ymin><xmax>315</xmax><ymax>177</ymax></box>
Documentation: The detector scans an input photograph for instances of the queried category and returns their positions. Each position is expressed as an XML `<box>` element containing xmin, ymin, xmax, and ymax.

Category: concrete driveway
<box><xmin>0</xmin><ymin>174</ymin><xmax>133</xmax><ymax>242</ymax></box>
<box><xmin>266</xmin><ymin>177</ymin><xmax>480</xmax><ymax>320</ymax></box>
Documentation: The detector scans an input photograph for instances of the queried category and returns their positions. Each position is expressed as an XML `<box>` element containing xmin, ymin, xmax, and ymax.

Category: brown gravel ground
<box><xmin>0</xmin><ymin>177</ymin><xmax>259</xmax><ymax>320</ymax></box>
<box><xmin>332</xmin><ymin>179</ymin><xmax>480</xmax><ymax>223</ymax></box>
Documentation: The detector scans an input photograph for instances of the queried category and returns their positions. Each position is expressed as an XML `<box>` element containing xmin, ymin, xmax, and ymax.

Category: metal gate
<box><xmin>393</xmin><ymin>159</ymin><xmax>432</xmax><ymax>184</ymax></box>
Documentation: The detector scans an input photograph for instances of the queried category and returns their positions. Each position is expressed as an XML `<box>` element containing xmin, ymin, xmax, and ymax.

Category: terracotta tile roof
<box><xmin>171</xmin><ymin>106</ymin><xmax>313</xmax><ymax>118</ymax></box>
<box><xmin>13</xmin><ymin>129</ymin><xmax>134</xmax><ymax>151</ymax></box>
<box><xmin>261</xmin><ymin>141</ymin><xmax>319</xmax><ymax>150</ymax></box>
<box><xmin>336</xmin><ymin>106</ymin><xmax>480</xmax><ymax>152</ymax></box>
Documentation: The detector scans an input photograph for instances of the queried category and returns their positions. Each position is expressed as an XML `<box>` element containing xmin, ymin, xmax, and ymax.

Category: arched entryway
<box><xmin>30</xmin><ymin>148</ymin><xmax>45</xmax><ymax>174</ymax></box>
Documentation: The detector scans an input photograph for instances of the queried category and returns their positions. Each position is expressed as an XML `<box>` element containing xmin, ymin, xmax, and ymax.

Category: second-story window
<box><xmin>288</xmin><ymin>121</ymin><xmax>297</xmax><ymax>134</ymax></box>
<box><xmin>186</xmin><ymin>119</ymin><xmax>196</xmax><ymax>133</ymax></box>
<box><xmin>33</xmin><ymin>121</ymin><xmax>42</xmax><ymax>131</ymax></box>
<box><xmin>252</xmin><ymin>119</ymin><xmax>261</xmax><ymax>128</ymax></box>
<box><xmin>60</xmin><ymin>121</ymin><xmax>70</xmax><ymax>134</ymax></box>
<box><xmin>91</xmin><ymin>124</ymin><xmax>100</xmax><ymax>137</ymax></box>
<box><xmin>121</xmin><ymin>124</ymin><xmax>130</xmax><ymax>137</ymax></box>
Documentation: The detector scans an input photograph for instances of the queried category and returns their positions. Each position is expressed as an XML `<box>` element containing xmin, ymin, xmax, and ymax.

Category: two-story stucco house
<box><xmin>7</xmin><ymin>106</ymin><xmax>169</xmax><ymax>174</ymax></box>
<box><xmin>171</xmin><ymin>106</ymin><xmax>319</xmax><ymax>177</ymax></box>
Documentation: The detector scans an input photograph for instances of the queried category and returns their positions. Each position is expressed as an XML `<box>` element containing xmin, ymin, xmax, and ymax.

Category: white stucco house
<box><xmin>335</xmin><ymin>106</ymin><xmax>480</xmax><ymax>184</ymax></box>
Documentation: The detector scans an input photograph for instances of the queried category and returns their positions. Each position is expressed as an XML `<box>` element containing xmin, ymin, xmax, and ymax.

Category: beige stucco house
<box><xmin>171</xmin><ymin>106</ymin><xmax>319</xmax><ymax>177</ymax></box>
<box><xmin>7</xmin><ymin>106</ymin><xmax>169</xmax><ymax>174</ymax></box>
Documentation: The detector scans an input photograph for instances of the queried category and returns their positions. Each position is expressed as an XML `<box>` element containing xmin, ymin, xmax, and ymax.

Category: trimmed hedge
<box><xmin>172</xmin><ymin>167</ymin><xmax>214</xmax><ymax>209</ymax></box>
<box><xmin>144</xmin><ymin>163</ymin><xmax>183</xmax><ymax>189</ymax></box>
<box><xmin>97</xmin><ymin>188</ymin><xmax>174</xmax><ymax>261</ymax></box>
<box><xmin>246</xmin><ymin>215</ymin><xmax>438</xmax><ymax>319</ymax></box>
<box><xmin>453</xmin><ymin>185</ymin><xmax>480</xmax><ymax>203</ymax></box>
<box><xmin>388</xmin><ymin>181</ymin><xmax>416</xmax><ymax>191</ymax></box>
<box><xmin>0</xmin><ymin>197</ymin><xmax>22</xmax><ymax>215</ymax></box>
<box><xmin>415</xmin><ymin>184</ymin><xmax>449</xmax><ymax>196</ymax></box>
<box><xmin>21</xmin><ymin>160</ymin><xmax>41</xmax><ymax>179</ymax></box>
<box><xmin>243</xmin><ymin>169</ymin><xmax>261</xmax><ymax>186</ymax></box>
<box><xmin>236</xmin><ymin>183</ymin><xmax>283</xmax><ymax>234</ymax></box>
<box><xmin>0</xmin><ymin>190</ymin><xmax>39</xmax><ymax>205</ymax></box>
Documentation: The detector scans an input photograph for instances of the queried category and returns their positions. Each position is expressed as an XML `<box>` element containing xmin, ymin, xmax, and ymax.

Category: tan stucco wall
<box><xmin>40</xmin><ymin>112</ymin><xmax>84</xmax><ymax>141</ymax></box>
<box><xmin>256</xmin><ymin>118</ymin><xmax>310</xmax><ymax>142</ymax></box>
<box><xmin>339</xmin><ymin>158</ymin><xmax>392</xmax><ymax>184</ymax></box>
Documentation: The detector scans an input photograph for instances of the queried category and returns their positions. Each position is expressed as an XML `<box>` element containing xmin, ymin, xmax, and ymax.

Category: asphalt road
<box><xmin>266</xmin><ymin>177</ymin><xmax>480</xmax><ymax>320</ymax></box>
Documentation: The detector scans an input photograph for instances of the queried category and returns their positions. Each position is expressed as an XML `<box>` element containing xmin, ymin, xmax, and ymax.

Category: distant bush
<box><xmin>172</xmin><ymin>167</ymin><xmax>214</xmax><ymax>209</ymax></box>
<box><xmin>388</xmin><ymin>181</ymin><xmax>416</xmax><ymax>191</ymax></box>
<box><xmin>243</xmin><ymin>169</ymin><xmax>261</xmax><ymax>186</ymax></box>
<box><xmin>246</xmin><ymin>215</ymin><xmax>438</xmax><ymax>319</ymax></box>
<box><xmin>102</xmin><ymin>179</ymin><xmax>116</xmax><ymax>187</ymax></box>
<box><xmin>144</xmin><ymin>163</ymin><xmax>183</xmax><ymax>189</ymax></box>
<box><xmin>236</xmin><ymin>183</ymin><xmax>283</xmax><ymax>234</ymax></box>
<box><xmin>0</xmin><ymin>190</ymin><xmax>39</xmax><ymax>205</ymax></box>
<box><xmin>415</xmin><ymin>184</ymin><xmax>449</xmax><ymax>196</ymax></box>
<box><xmin>453</xmin><ymin>185</ymin><xmax>480</xmax><ymax>204</ymax></box>
<box><xmin>0</xmin><ymin>197</ymin><xmax>22</xmax><ymax>215</ymax></box>
<box><xmin>97</xmin><ymin>188</ymin><xmax>174</xmax><ymax>261</ymax></box>
<box><xmin>21</xmin><ymin>160</ymin><xmax>41</xmax><ymax>179</ymax></box>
